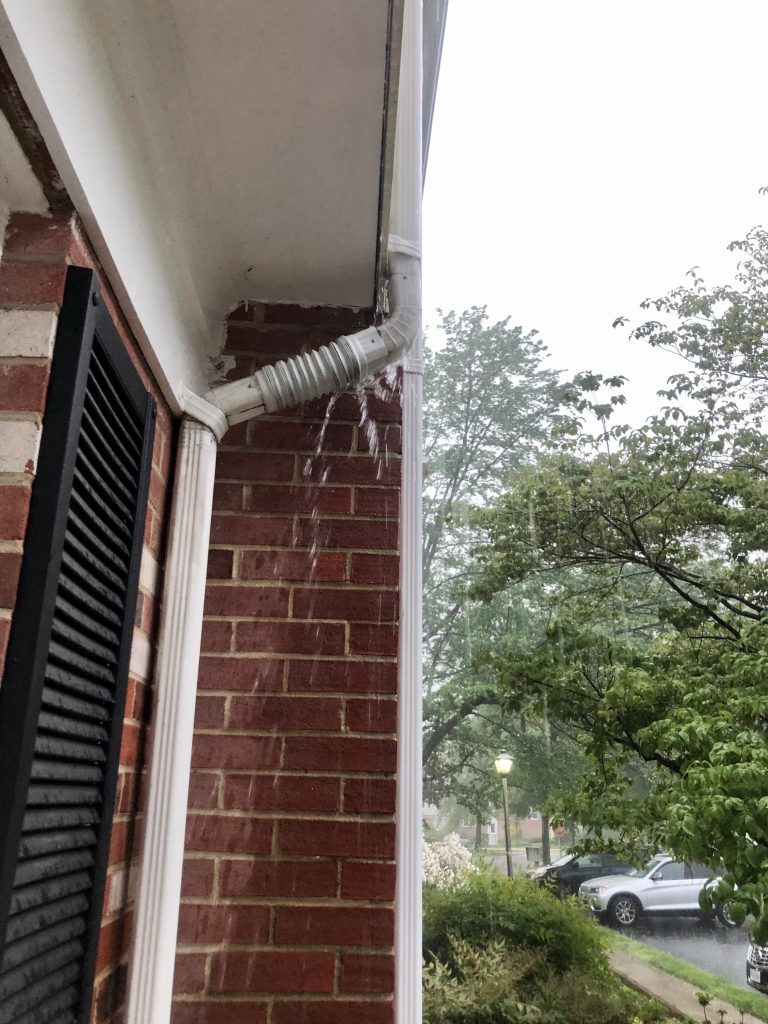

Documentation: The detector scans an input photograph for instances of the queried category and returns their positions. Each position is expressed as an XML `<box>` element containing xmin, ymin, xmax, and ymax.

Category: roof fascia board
<box><xmin>422</xmin><ymin>0</ymin><xmax>449</xmax><ymax>173</ymax></box>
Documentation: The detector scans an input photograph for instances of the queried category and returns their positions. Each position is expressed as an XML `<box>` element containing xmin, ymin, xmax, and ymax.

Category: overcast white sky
<box><xmin>422</xmin><ymin>0</ymin><xmax>768</xmax><ymax>417</ymax></box>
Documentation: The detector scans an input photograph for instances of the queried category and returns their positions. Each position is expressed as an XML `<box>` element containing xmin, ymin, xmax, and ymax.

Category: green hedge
<box><xmin>422</xmin><ymin>873</ymin><xmax>673</xmax><ymax>1024</ymax></box>
<box><xmin>423</xmin><ymin>872</ymin><xmax>606</xmax><ymax>975</ymax></box>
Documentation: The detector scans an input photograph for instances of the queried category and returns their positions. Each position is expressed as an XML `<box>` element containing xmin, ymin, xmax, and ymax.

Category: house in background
<box><xmin>426</xmin><ymin>801</ymin><xmax>554</xmax><ymax>849</ymax></box>
<box><xmin>457</xmin><ymin>810</ymin><xmax>555</xmax><ymax>846</ymax></box>
<box><xmin>0</xmin><ymin>1</ymin><xmax>447</xmax><ymax>1022</ymax></box>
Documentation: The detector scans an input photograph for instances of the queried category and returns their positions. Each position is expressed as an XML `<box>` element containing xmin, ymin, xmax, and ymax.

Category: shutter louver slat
<box><xmin>2</xmin><ymin>918</ymin><xmax>87</xmax><ymax>973</ymax></box>
<box><xmin>18</xmin><ymin>830</ymin><xmax>97</xmax><ymax>862</ymax></box>
<box><xmin>56</xmin><ymin>574</ymin><xmax>122</xmax><ymax>631</ymax></box>
<box><xmin>13</xmin><ymin>852</ymin><xmax>95</xmax><ymax>890</ymax></box>
<box><xmin>82</xmin><ymin>394</ymin><xmax>141</xmax><ymax>474</ymax></box>
<box><xmin>57</xmin><ymin>550</ymin><xmax>123</xmax><ymax>619</ymax></box>
<box><xmin>78</xmin><ymin>420</ymin><xmax>136</xmax><ymax>508</ymax></box>
<box><xmin>21</xmin><ymin>809</ymin><xmax>99</xmax><ymax>835</ymax></box>
<box><xmin>37</xmin><ymin>711</ymin><xmax>109</xmax><ymax>745</ymax></box>
<box><xmin>88</xmin><ymin>350</ymin><xmax>143</xmax><ymax>452</ymax></box>
<box><xmin>0</xmin><ymin>269</ymin><xmax>155</xmax><ymax>1024</ymax></box>
<box><xmin>29</xmin><ymin>762</ymin><xmax>103</xmax><ymax>785</ymax></box>
<box><xmin>45</xmin><ymin>666</ymin><xmax>114</xmax><ymax>707</ymax></box>
<box><xmin>52</xmin><ymin>594</ymin><xmax>122</xmax><ymax>650</ymax></box>
<box><xmin>69</xmin><ymin>468</ymin><xmax>132</xmax><ymax>557</ymax></box>
<box><xmin>9</xmin><ymin>873</ymin><xmax>92</xmax><ymax>917</ymax></box>
<box><xmin>65</xmin><ymin>508</ymin><xmax>129</xmax><ymax>579</ymax></box>
<box><xmin>61</xmin><ymin>531</ymin><xmax>126</xmax><ymax>601</ymax></box>
<box><xmin>70</xmin><ymin>466</ymin><xmax>132</xmax><ymax>547</ymax></box>
<box><xmin>67</xmin><ymin>487</ymin><xmax>132</xmax><ymax>565</ymax></box>
<box><xmin>82</xmin><ymin>388</ymin><xmax>141</xmax><ymax>476</ymax></box>
<box><xmin>48</xmin><ymin>620</ymin><xmax>118</xmax><ymax>674</ymax></box>
<box><xmin>40</xmin><ymin>687</ymin><xmax>110</xmax><ymax>725</ymax></box>
<box><xmin>5</xmin><ymin>893</ymin><xmax>89</xmax><ymax>944</ymax></box>
<box><xmin>47</xmin><ymin>642</ymin><xmax>114</xmax><ymax>687</ymax></box>
<box><xmin>25</xmin><ymin>784</ymin><xmax>102</xmax><ymax>806</ymax></box>
<box><xmin>0</xmin><ymin>954</ymin><xmax>82</xmax><ymax>1014</ymax></box>
<box><xmin>71</xmin><ymin>452</ymin><xmax>134</xmax><ymax>536</ymax></box>
<box><xmin>32</xmin><ymin>734</ymin><xmax>107</xmax><ymax>763</ymax></box>
<box><xmin>2</xmin><ymin>986</ymin><xmax>77</xmax><ymax>1024</ymax></box>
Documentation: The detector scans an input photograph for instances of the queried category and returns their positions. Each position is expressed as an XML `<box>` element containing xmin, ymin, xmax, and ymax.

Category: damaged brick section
<box><xmin>173</xmin><ymin>303</ymin><xmax>400</xmax><ymax>1024</ymax></box>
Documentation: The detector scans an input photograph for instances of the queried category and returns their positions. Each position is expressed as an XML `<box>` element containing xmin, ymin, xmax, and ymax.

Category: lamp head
<box><xmin>494</xmin><ymin>752</ymin><xmax>513</xmax><ymax>776</ymax></box>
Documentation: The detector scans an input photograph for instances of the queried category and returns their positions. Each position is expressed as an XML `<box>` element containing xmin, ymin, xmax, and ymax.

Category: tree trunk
<box><xmin>474</xmin><ymin>819</ymin><xmax>482</xmax><ymax>849</ymax></box>
<box><xmin>541</xmin><ymin>813</ymin><xmax>551</xmax><ymax>866</ymax></box>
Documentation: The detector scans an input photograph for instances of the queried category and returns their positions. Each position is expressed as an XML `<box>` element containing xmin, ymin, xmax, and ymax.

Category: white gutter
<box><xmin>126</xmin><ymin>1</ymin><xmax>422</xmax><ymax>1020</ymax></box>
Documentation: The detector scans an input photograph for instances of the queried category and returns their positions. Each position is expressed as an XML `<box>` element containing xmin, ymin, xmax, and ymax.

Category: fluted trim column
<box><xmin>393</xmin><ymin>0</ymin><xmax>423</xmax><ymax>1016</ymax></box>
<box><xmin>396</xmin><ymin>345</ymin><xmax>423</xmax><ymax>1024</ymax></box>
<box><xmin>126</xmin><ymin>418</ymin><xmax>218</xmax><ymax>1024</ymax></box>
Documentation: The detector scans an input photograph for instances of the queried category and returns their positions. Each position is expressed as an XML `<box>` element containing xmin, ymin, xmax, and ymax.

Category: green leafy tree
<box><xmin>504</xmin><ymin>717</ymin><xmax>588</xmax><ymax>863</ymax></box>
<box><xmin>471</xmin><ymin>223</ymin><xmax>768</xmax><ymax>938</ymax></box>
<box><xmin>427</xmin><ymin>699</ymin><xmax>587</xmax><ymax>857</ymax></box>
<box><xmin>422</xmin><ymin>308</ymin><xmax>573</xmax><ymax>826</ymax></box>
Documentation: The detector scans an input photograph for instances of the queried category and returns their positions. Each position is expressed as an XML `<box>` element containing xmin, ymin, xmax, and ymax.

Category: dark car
<box><xmin>747</xmin><ymin>942</ymin><xmax>768</xmax><ymax>992</ymax></box>
<box><xmin>531</xmin><ymin>851</ymin><xmax>633</xmax><ymax>895</ymax></box>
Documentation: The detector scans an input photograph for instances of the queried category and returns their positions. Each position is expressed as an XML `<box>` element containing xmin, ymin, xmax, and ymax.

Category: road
<box><xmin>616</xmin><ymin>916</ymin><xmax>749</xmax><ymax>989</ymax></box>
<box><xmin>488</xmin><ymin>850</ymin><xmax>529</xmax><ymax>876</ymax></box>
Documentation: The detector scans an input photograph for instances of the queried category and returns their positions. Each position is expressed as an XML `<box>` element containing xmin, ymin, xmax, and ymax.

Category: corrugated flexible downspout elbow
<box><xmin>206</xmin><ymin>237</ymin><xmax>421</xmax><ymax>425</ymax></box>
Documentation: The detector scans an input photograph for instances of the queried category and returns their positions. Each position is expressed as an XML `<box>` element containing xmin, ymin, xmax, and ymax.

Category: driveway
<box><xmin>617</xmin><ymin>916</ymin><xmax>749</xmax><ymax>988</ymax></box>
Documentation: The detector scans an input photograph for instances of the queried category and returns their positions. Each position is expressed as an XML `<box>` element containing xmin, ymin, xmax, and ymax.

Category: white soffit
<box><xmin>0</xmin><ymin>0</ymin><xmax>393</xmax><ymax>405</ymax></box>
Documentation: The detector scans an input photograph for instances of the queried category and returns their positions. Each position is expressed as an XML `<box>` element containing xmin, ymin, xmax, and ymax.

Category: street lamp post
<box><xmin>494</xmin><ymin>751</ymin><xmax>513</xmax><ymax>879</ymax></box>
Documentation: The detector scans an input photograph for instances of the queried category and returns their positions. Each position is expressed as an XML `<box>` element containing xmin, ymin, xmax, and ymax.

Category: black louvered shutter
<box><xmin>0</xmin><ymin>267</ymin><xmax>156</xmax><ymax>1024</ymax></box>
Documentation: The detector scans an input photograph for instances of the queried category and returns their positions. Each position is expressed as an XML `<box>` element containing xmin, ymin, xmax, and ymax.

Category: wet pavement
<box><xmin>612</xmin><ymin>916</ymin><xmax>750</xmax><ymax>988</ymax></box>
<box><xmin>488</xmin><ymin>850</ymin><xmax>529</xmax><ymax>876</ymax></box>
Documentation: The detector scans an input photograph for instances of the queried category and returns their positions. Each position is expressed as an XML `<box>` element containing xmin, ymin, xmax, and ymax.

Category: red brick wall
<box><xmin>0</xmin><ymin>212</ymin><xmax>175</xmax><ymax>1024</ymax></box>
<box><xmin>173</xmin><ymin>305</ymin><xmax>401</xmax><ymax>1024</ymax></box>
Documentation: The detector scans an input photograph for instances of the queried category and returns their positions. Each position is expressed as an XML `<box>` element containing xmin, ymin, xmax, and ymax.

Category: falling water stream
<box><xmin>297</xmin><ymin>366</ymin><xmax>402</xmax><ymax>685</ymax></box>
<box><xmin>216</xmin><ymin>369</ymin><xmax>403</xmax><ymax>997</ymax></box>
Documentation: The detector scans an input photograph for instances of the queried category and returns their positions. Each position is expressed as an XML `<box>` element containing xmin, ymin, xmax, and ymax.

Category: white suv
<box><xmin>578</xmin><ymin>854</ymin><xmax>723</xmax><ymax>927</ymax></box>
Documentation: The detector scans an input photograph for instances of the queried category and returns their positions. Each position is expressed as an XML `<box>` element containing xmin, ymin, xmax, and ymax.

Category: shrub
<box><xmin>528</xmin><ymin>967</ymin><xmax>670</xmax><ymax>1024</ymax></box>
<box><xmin>422</xmin><ymin>873</ymin><xmax>673</xmax><ymax>1024</ymax></box>
<box><xmin>423</xmin><ymin>870</ymin><xmax>605</xmax><ymax>975</ymax></box>
<box><xmin>422</xmin><ymin>936</ymin><xmax>542</xmax><ymax>1023</ymax></box>
<box><xmin>423</xmin><ymin>833</ymin><xmax>478</xmax><ymax>890</ymax></box>
<box><xmin>422</xmin><ymin>933</ymin><xmax>671</xmax><ymax>1024</ymax></box>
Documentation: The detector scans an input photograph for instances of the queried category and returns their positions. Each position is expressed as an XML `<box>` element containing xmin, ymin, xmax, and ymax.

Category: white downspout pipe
<box><xmin>206</xmin><ymin>248</ymin><xmax>420</xmax><ymax>425</ymax></box>
<box><xmin>126</xmin><ymin>416</ymin><xmax>224</xmax><ymax>1024</ymax></box>
<box><xmin>127</xmin><ymin>4</ymin><xmax>422</xmax><ymax>1022</ymax></box>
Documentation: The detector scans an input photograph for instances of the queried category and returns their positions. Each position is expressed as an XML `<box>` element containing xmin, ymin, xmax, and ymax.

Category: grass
<box><xmin>610</xmin><ymin>930</ymin><xmax>768</xmax><ymax>1022</ymax></box>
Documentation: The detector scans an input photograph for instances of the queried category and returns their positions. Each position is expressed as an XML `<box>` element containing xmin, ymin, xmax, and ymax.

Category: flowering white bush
<box><xmin>423</xmin><ymin>833</ymin><xmax>477</xmax><ymax>889</ymax></box>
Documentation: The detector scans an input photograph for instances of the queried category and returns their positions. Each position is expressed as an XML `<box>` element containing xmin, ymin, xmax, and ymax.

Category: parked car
<box><xmin>531</xmin><ymin>851</ymin><xmax>633</xmax><ymax>896</ymax></box>
<box><xmin>578</xmin><ymin>854</ymin><xmax>728</xmax><ymax>927</ymax></box>
<box><xmin>747</xmin><ymin>942</ymin><xmax>768</xmax><ymax>993</ymax></box>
